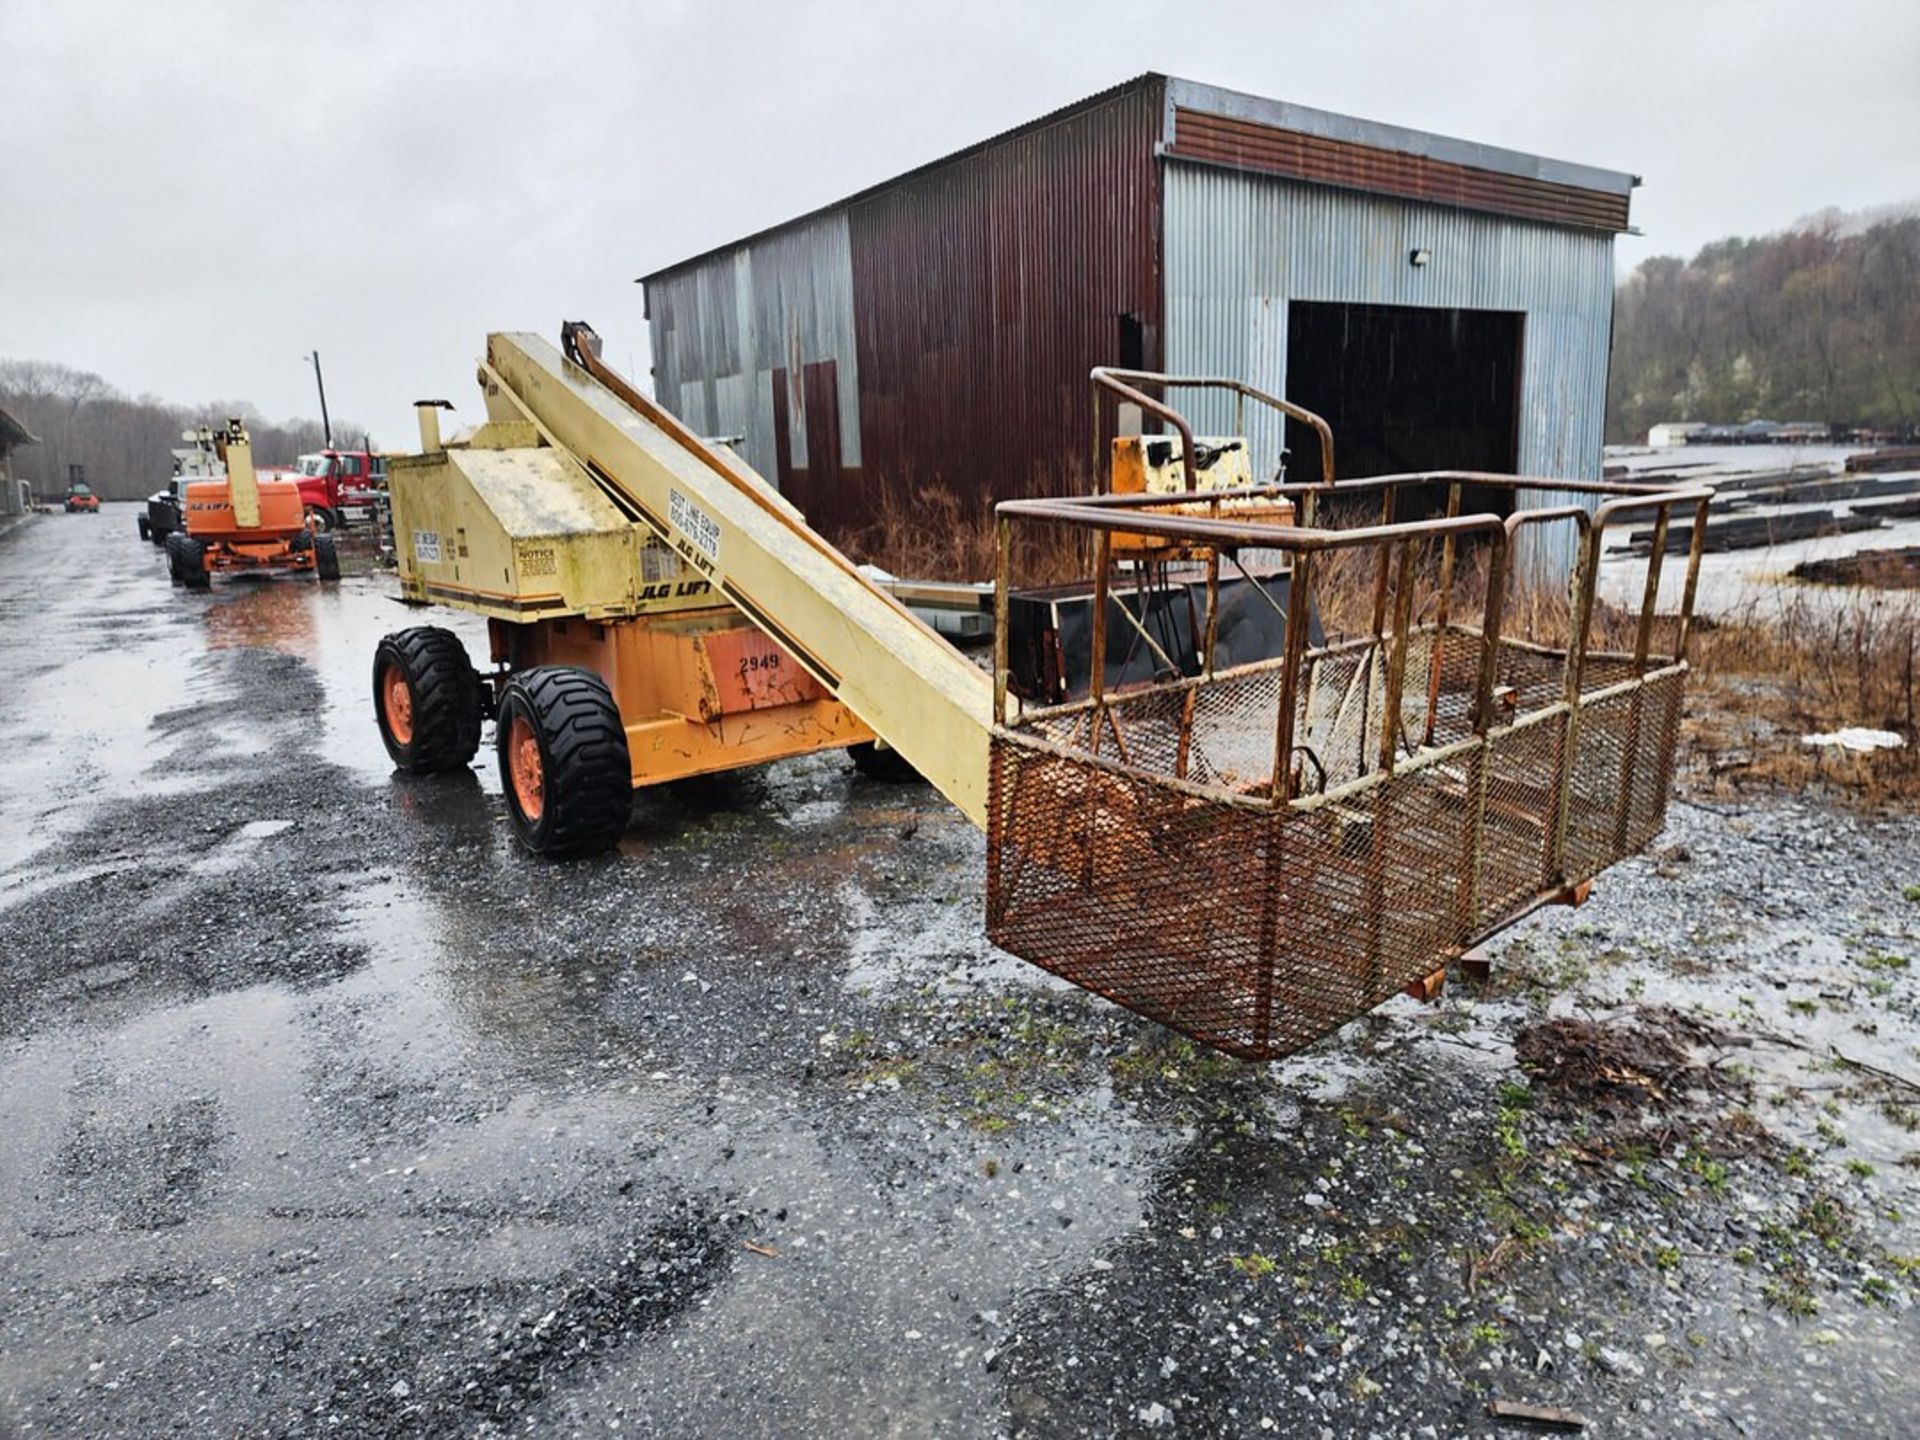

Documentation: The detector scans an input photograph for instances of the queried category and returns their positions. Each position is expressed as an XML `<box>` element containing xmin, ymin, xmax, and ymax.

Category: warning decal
<box><xmin>669</xmin><ymin>488</ymin><xmax>721</xmax><ymax>564</ymax></box>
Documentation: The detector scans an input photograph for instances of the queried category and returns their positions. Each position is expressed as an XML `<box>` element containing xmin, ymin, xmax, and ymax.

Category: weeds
<box><xmin>1763</xmin><ymin>1275</ymin><xmax>1821</xmax><ymax>1318</ymax></box>
<box><xmin>1338</xmin><ymin>531</ymin><xmax>1919</xmax><ymax>801</ymax></box>
<box><xmin>1227</xmin><ymin>1251</ymin><xmax>1277</xmax><ymax>1281</ymax></box>
<box><xmin>1684</xmin><ymin>588</ymin><xmax>1920</xmax><ymax>802</ymax></box>
<box><xmin>848</xmin><ymin>480</ymin><xmax>1086</xmax><ymax>585</ymax></box>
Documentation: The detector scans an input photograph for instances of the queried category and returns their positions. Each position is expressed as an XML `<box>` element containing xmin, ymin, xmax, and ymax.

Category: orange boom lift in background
<box><xmin>166</xmin><ymin>419</ymin><xmax>341</xmax><ymax>590</ymax></box>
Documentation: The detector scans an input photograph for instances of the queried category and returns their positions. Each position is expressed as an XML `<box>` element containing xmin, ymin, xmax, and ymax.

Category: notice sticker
<box><xmin>669</xmin><ymin>489</ymin><xmax>721</xmax><ymax>562</ymax></box>
<box><xmin>414</xmin><ymin>529</ymin><xmax>442</xmax><ymax>563</ymax></box>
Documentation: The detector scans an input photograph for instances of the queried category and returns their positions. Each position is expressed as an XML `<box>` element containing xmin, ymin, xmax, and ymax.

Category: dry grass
<box><xmin>844</xmin><ymin>483</ymin><xmax>999</xmax><ymax>583</ymax></box>
<box><xmin>844</xmin><ymin>482</ymin><xmax>1089</xmax><ymax>587</ymax></box>
<box><xmin>1310</xmin><ymin>528</ymin><xmax>1920</xmax><ymax>804</ymax></box>
<box><xmin>1683</xmin><ymin>591</ymin><xmax>1920</xmax><ymax>804</ymax></box>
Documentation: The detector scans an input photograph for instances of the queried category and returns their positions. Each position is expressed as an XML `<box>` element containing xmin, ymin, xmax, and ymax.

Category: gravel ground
<box><xmin>0</xmin><ymin>508</ymin><xmax>1916</xmax><ymax>1438</ymax></box>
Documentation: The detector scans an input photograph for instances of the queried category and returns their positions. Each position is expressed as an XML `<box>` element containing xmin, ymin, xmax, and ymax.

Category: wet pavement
<box><xmin>1</xmin><ymin>507</ymin><xmax>1917</xmax><ymax>1438</ymax></box>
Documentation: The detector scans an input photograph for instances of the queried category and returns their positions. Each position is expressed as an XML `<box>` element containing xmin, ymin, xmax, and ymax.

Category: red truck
<box><xmin>290</xmin><ymin>448</ymin><xmax>388</xmax><ymax>531</ymax></box>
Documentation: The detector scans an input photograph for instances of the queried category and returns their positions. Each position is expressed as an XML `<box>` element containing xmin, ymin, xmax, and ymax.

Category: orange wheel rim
<box><xmin>382</xmin><ymin>666</ymin><xmax>414</xmax><ymax>745</ymax></box>
<box><xmin>508</xmin><ymin>714</ymin><xmax>544</xmax><ymax>821</ymax></box>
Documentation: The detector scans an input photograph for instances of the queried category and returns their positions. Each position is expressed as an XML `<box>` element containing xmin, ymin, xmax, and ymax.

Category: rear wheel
<box><xmin>495</xmin><ymin>667</ymin><xmax>631</xmax><ymax>857</ymax></box>
<box><xmin>168</xmin><ymin>532</ymin><xmax>208</xmax><ymax>589</ymax></box>
<box><xmin>137</xmin><ymin>516</ymin><xmax>151</xmax><ymax>541</ymax></box>
<box><xmin>373</xmin><ymin>627</ymin><xmax>482</xmax><ymax>773</ymax></box>
<box><xmin>314</xmin><ymin>531</ymin><xmax>340</xmax><ymax>581</ymax></box>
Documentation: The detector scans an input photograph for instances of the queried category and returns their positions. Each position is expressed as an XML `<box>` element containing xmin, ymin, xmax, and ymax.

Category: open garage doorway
<box><xmin>1283</xmin><ymin>302</ymin><xmax>1521</xmax><ymax>513</ymax></box>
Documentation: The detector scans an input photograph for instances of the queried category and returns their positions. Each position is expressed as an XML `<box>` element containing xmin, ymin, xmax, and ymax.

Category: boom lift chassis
<box><xmin>374</xmin><ymin>326</ymin><xmax>1708</xmax><ymax>1061</ymax></box>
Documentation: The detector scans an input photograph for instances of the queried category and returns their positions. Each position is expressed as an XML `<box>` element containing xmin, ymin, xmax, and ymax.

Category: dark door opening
<box><xmin>1283</xmin><ymin>302</ymin><xmax>1521</xmax><ymax>515</ymax></box>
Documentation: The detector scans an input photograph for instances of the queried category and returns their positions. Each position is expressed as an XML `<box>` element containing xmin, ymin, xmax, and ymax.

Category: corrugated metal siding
<box><xmin>646</xmin><ymin>209</ymin><xmax>864</xmax><ymax>519</ymax></box>
<box><xmin>645</xmin><ymin>79</ymin><xmax>1164</xmax><ymax>540</ymax></box>
<box><xmin>1169</xmin><ymin>110</ymin><xmax>1632</xmax><ymax>232</ymax></box>
<box><xmin>846</xmin><ymin>80</ymin><xmax>1164</xmax><ymax>523</ymax></box>
<box><xmin>1163</xmin><ymin>162</ymin><xmax>1615</xmax><ymax>579</ymax></box>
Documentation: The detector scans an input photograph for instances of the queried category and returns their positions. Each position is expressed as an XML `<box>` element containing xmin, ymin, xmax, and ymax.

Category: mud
<box><xmin>1</xmin><ymin>508</ymin><xmax>1917</xmax><ymax>1437</ymax></box>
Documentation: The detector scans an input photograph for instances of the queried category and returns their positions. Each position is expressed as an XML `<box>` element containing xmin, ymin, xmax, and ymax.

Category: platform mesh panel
<box><xmin>1563</xmin><ymin>669</ymin><xmax>1685</xmax><ymax>885</ymax></box>
<box><xmin>1472</xmin><ymin>713</ymin><xmax>1565</xmax><ymax>928</ymax></box>
<box><xmin>988</xmin><ymin>641</ymin><xmax>1689</xmax><ymax>1061</ymax></box>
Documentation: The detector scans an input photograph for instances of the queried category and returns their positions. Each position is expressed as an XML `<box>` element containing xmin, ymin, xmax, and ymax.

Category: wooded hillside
<box><xmin>0</xmin><ymin>360</ymin><xmax>368</xmax><ymax>502</ymax></box>
<box><xmin>1608</xmin><ymin>211</ymin><xmax>1920</xmax><ymax>442</ymax></box>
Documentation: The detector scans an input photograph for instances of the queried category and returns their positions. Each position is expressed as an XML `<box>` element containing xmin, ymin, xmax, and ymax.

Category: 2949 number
<box><xmin>738</xmin><ymin>652</ymin><xmax>782</xmax><ymax>679</ymax></box>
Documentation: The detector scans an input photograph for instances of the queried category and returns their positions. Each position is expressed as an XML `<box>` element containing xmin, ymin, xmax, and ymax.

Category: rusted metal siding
<box><xmin>1163</xmin><ymin>162</ymin><xmax>1618</xmax><ymax>581</ymax></box>
<box><xmin>1168</xmin><ymin>108</ymin><xmax>1632</xmax><ymax>233</ymax></box>
<box><xmin>645</xmin><ymin>79</ymin><xmax>1164</xmax><ymax>540</ymax></box>
<box><xmin>845</xmin><ymin>79</ymin><xmax>1165</xmax><ymax>529</ymax></box>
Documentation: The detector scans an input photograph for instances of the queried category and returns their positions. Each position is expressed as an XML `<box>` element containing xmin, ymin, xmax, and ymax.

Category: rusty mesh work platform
<box><xmin>990</xmin><ymin>463</ymin><xmax>1708</xmax><ymax>1060</ymax></box>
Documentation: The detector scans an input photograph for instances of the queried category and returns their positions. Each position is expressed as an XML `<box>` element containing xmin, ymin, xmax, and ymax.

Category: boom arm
<box><xmin>215</xmin><ymin>420</ymin><xmax>261</xmax><ymax>530</ymax></box>
<box><xmin>477</xmin><ymin>331</ymin><xmax>996</xmax><ymax>824</ymax></box>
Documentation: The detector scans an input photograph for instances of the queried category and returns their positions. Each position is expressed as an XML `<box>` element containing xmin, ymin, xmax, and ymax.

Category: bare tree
<box><xmin>1609</xmin><ymin>210</ymin><xmax>1920</xmax><ymax>441</ymax></box>
<box><xmin>0</xmin><ymin>362</ymin><xmax>372</xmax><ymax>500</ymax></box>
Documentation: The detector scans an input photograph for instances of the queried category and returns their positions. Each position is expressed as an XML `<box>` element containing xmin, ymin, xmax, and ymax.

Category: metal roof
<box><xmin>637</xmin><ymin>73</ymin><xmax>1638</xmax><ymax>285</ymax></box>
<box><xmin>1161</xmin><ymin>78</ymin><xmax>1637</xmax><ymax>197</ymax></box>
<box><xmin>0</xmin><ymin>406</ymin><xmax>38</xmax><ymax>450</ymax></box>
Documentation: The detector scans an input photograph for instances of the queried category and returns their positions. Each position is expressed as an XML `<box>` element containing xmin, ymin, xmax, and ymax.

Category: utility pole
<box><xmin>306</xmin><ymin>351</ymin><xmax>333</xmax><ymax>447</ymax></box>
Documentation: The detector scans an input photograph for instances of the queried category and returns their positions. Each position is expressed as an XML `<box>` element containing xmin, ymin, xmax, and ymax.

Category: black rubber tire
<box><xmin>495</xmin><ymin>666</ymin><xmax>631</xmax><ymax>857</ymax></box>
<box><xmin>314</xmin><ymin>531</ymin><xmax>340</xmax><ymax>581</ymax></box>
<box><xmin>848</xmin><ymin>740</ymin><xmax>922</xmax><ymax>782</ymax></box>
<box><xmin>288</xmin><ymin>527</ymin><xmax>313</xmax><ymax>554</ymax></box>
<box><xmin>168</xmin><ymin>531</ymin><xmax>209</xmax><ymax>589</ymax></box>
<box><xmin>372</xmin><ymin>626</ymin><xmax>483</xmax><ymax>774</ymax></box>
<box><xmin>137</xmin><ymin>516</ymin><xmax>151</xmax><ymax>541</ymax></box>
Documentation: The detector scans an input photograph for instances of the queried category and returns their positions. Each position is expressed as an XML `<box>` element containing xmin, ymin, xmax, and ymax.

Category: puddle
<box><xmin>306</xmin><ymin>575</ymin><xmax>495</xmax><ymax>789</ymax></box>
<box><xmin>190</xmin><ymin>818</ymin><xmax>299</xmax><ymax>875</ymax></box>
<box><xmin>837</xmin><ymin>860</ymin><xmax>1042</xmax><ymax>1000</ymax></box>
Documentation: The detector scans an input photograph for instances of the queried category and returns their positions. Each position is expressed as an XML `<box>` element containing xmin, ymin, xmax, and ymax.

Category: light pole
<box><xmin>304</xmin><ymin>352</ymin><xmax>333</xmax><ymax>447</ymax></box>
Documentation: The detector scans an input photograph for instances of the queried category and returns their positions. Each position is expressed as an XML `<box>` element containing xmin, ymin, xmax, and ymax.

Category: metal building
<box><xmin>0</xmin><ymin>406</ymin><xmax>37</xmax><ymax>517</ymax></box>
<box><xmin>639</xmin><ymin>74</ymin><xmax>1635</xmax><ymax>575</ymax></box>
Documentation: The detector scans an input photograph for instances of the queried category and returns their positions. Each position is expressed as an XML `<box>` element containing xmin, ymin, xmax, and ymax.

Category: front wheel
<box><xmin>304</xmin><ymin>506</ymin><xmax>335</xmax><ymax>533</ymax></box>
<box><xmin>496</xmin><ymin>667</ymin><xmax>631</xmax><ymax>857</ymax></box>
<box><xmin>137</xmin><ymin>516</ymin><xmax>151</xmax><ymax>541</ymax></box>
<box><xmin>372</xmin><ymin>626</ymin><xmax>482</xmax><ymax>773</ymax></box>
<box><xmin>314</xmin><ymin>531</ymin><xmax>340</xmax><ymax>581</ymax></box>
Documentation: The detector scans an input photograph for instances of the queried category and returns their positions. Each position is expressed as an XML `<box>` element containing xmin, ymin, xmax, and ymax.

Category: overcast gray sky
<box><xmin>3</xmin><ymin>0</ymin><xmax>1917</xmax><ymax>447</ymax></box>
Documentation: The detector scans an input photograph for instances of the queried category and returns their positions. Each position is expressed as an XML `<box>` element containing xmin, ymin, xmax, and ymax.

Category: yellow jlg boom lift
<box><xmin>373</xmin><ymin>324</ymin><xmax>1709</xmax><ymax>1059</ymax></box>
